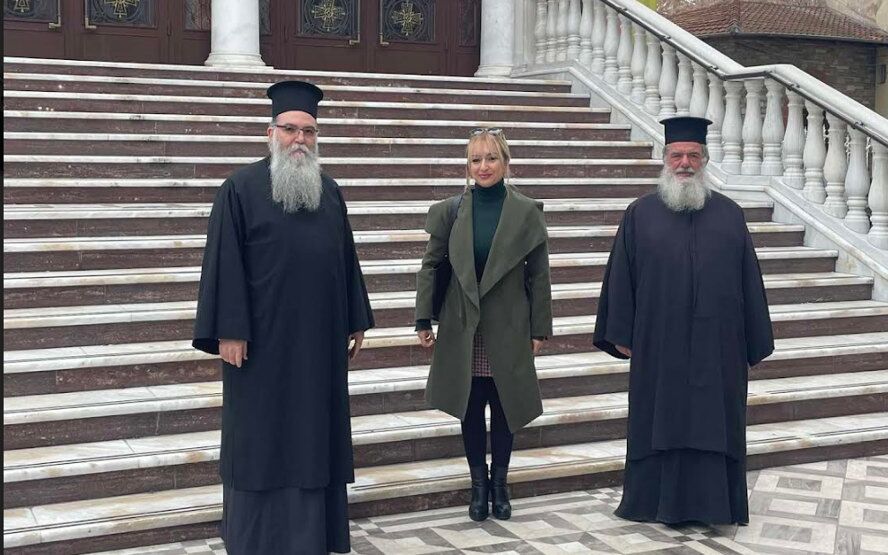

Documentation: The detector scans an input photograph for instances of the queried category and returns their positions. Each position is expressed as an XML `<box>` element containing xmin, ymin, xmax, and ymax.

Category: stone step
<box><xmin>3</xmin><ymin>281</ymin><xmax>880</xmax><ymax>351</ymax></box>
<box><xmin>3</xmin><ymin>247</ymin><xmax>841</xmax><ymax>312</ymax></box>
<box><xmin>3</xmin><ymin>133</ymin><xmax>653</xmax><ymax>160</ymax></box>
<box><xmin>3</xmin><ymin>57</ymin><xmax>575</xmax><ymax>93</ymax></box>
<box><xmin>3</xmin><ymin>73</ymin><xmax>591</xmax><ymax>107</ymax></box>
<box><xmin>3</xmin><ymin>111</ymin><xmax>633</xmax><ymax>140</ymax></box>
<box><xmin>3</xmin><ymin>198</ymin><xmax>773</xmax><ymax>237</ymax></box>
<box><xmin>5</xmin><ymin>369</ymin><xmax>888</xmax><ymax>509</ymax></box>
<box><xmin>4</xmin><ymin>412</ymin><xmax>886</xmax><ymax>553</ymax></box>
<box><xmin>1</xmin><ymin>222</ymin><xmax>803</xmax><ymax>273</ymax></box>
<box><xmin>4</xmin><ymin>155</ymin><xmax>661</xmax><ymax>180</ymax></box>
<box><xmin>3</xmin><ymin>91</ymin><xmax>610</xmax><ymax>122</ymax></box>
<box><xmin>3</xmin><ymin>177</ymin><xmax>659</xmax><ymax>204</ymax></box>
<box><xmin>4</xmin><ymin>306</ymin><xmax>886</xmax><ymax>402</ymax></box>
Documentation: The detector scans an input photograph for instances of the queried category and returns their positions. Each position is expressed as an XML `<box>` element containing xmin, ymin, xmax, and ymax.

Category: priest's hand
<box><xmin>616</xmin><ymin>344</ymin><xmax>632</xmax><ymax>358</ymax></box>
<box><xmin>531</xmin><ymin>339</ymin><xmax>544</xmax><ymax>355</ymax></box>
<box><xmin>417</xmin><ymin>329</ymin><xmax>436</xmax><ymax>348</ymax></box>
<box><xmin>348</xmin><ymin>331</ymin><xmax>364</xmax><ymax>361</ymax></box>
<box><xmin>219</xmin><ymin>339</ymin><xmax>248</xmax><ymax>368</ymax></box>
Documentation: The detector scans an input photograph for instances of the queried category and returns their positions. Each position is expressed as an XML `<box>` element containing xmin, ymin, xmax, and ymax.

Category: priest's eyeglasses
<box><xmin>272</xmin><ymin>124</ymin><xmax>319</xmax><ymax>138</ymax></box>
<box><xmin>470</xmin><ymin>127</ymin><xmax>503</xmax><ymax>136</ymax></box>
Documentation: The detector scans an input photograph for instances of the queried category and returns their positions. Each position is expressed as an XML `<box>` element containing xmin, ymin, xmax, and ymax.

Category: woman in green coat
<box><xmin>415</xmin><ymin>128</ymin><xmax>553</xmax><ymax>522</ymax></box>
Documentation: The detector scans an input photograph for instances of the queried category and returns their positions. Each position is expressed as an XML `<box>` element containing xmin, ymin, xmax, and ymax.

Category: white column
<box><xmin>722</xmin><ymin>81</ymin><xmax>744</xmax><ymax>174</ymax></box>
<box><xmin>616</xmin><ymin>14</ymin><xmax>633</xmax><ymax>94</ymax></box>
<box><xmin>567</xmin><ymin>0</ymin><xmax>581</xmax><ymax>60</ymax></box>
<box><xmin>803</xmin><ymin>101</ymin><xmax>827</xmax><ymax>203</ymax></box>
<box><xmin>643</xmin><ymin>32</ymin><xmax>661</xmax><ymax>115</ymax></box>
<box><xmin>782</xmin><ymin>91</ymin><xmax>805</xmax><ymax>189</ymax></box>
<box><xmin>630</xmin><ymin>22</ymin><xmax>647</xmax><ymax>105</ymax></box>
<box><xmin>578</xmin><ymin>0</ymin><xmax>593</xmax><ymax>66</ymax></box>
<box><xmin>603</xmin><ymin>6</ymin><xmax>619</xmax><ymax>84</ymax></box>
<box><xmin>477</xmin><ymin>0</ymin><xmax>516</xmax><ymax>76</ymax></box>
<box><xmin>546</xmin><ymin>0</ymin><xmax>558</xmax><ymax>63</ymax></box>
<box><xmin>741</xmin><ymin>79</ymin><xmax>764</xmax><ymax>176</ymax></box>
<box><xmin>674</xmin><ymin>52</ymin><xmax>692</xmax><ymax>117</ymax></box>
<box><xmin>844</xmin><ymin>128</ymin><xmax>871</xmax><ymax>233</ymax></box>
<box><xmin>658</xmin><ymin>44</ymin><xmax>677</xmax><ymax>119</ymax></box>
<box><xmin>869</xmin><ymin>142</ymin><xmax>888</xmax><ymax>249</ymax></box>
<box><xmin>556</xmin><ymin>0</ymin><xmax>569</xmax><ymax>61</ymax></box>
<box><xmin>590</xmin><ymin>0</ymin><xmax>606</xmax><ymax>75</ymax></box>
<box><xmin>205</xmin><ymin>0</ymin><xmax>265</xmax><ymax>67</ymax></box>
<box><xmin>689</xmin><ymin>62</ymin><xmax>708</xmax><ymax>117</ymax></box>
<box><xmin>761</xmin><ymin>79</ymin><xmax>785</xmax><ymax>176</ymax></box>
<box><xmin>534</xmin><ymin>0</ymin><xmax>548</xmax><ymax>64</ymax></box>
<box><xmin>705</xmin><ymin>75</ymin><xmax>725</xmax><ymax>162</ymax></box>
<box><xmin>823</xmin><ymin>113</ymin><xmax>849</xmax><ymax>218</ymax></box>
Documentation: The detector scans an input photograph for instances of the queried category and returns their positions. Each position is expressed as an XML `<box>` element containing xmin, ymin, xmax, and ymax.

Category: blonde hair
<box><xmin>465</xmin><ymin>130</ymin><xmax>512</xmax><ymax>190</ymax></box>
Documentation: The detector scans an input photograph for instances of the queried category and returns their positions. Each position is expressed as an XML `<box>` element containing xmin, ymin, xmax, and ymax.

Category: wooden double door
<box><xmin>4</xmin><ymin>0</ymin><xmax>481</xmax><ymax>75</ymax></box>
<box><xmin>261</xmin><ymin>0</ymin><xmax>480</xmax><ymax>76</ymax></box>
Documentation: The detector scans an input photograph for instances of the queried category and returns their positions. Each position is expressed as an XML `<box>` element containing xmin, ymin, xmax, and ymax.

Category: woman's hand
<box><xmin>417</xmin><ymin>329</ymin><xmax>436</xmax><ymax>348</ymax></box>
<box><xmin>531</xmin><ymin>338</ymin><xmax>544</xmax><ymax>355</ymax></box>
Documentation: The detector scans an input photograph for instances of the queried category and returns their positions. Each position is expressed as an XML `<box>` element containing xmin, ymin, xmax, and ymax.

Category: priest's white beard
<box><xmin>657</xmin><ymin>165</ymin><xmax>711</xmax><ymax>212</ymax></box>
<box><xmin>269</xmin><ymin>136</ymin><xmax>323</xmax><ymax>213</ymax></box>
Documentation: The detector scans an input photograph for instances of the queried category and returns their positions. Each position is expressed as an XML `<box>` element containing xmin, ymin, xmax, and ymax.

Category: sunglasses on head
<box><xmin>470</xmin><ymin>127</ymin><xmax>504</xmax><ymax>136</ymax></box>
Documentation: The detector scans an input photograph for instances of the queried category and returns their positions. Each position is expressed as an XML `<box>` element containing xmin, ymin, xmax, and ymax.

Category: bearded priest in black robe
<box><xmin>594</xmin><ymin>116</ymin><xmax>774</xmax><ymax>525</ymax></box>
<box><xmin>192</xmin><ymin>80</ymin><xmax>374</xmax><ymax>554</ymax></box>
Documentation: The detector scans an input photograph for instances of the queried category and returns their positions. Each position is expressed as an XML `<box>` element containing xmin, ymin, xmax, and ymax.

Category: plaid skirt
<box><xmin>471</xmin><ymin>330</ymin><xmax>492</xmax><ymax>377</ymax></box>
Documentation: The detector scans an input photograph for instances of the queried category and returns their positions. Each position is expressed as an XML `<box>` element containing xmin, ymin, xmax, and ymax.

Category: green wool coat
<box><xmin>415</xmin><ymin>185</ymin><xmax>554</xmax><ymax>433</ymax></box>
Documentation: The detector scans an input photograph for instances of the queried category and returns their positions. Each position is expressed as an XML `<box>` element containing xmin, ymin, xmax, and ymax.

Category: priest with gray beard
<box><xmin>192</xmin><ymin>80</ymin><xmax>374</xmax><ymax>554</ymax></box>
<box><xmin>593</xmin><ymin>117</ymin><xmax>774</xmax><ymax>526</ymax></box>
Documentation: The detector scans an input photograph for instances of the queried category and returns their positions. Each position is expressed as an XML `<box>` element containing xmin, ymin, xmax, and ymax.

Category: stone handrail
<box><xmin>518</xmin><ymin>0</ymin><xmax>888</xmax><ymax>251</ymax></box>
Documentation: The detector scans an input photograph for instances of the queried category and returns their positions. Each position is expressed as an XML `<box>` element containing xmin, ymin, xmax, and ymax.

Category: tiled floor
<box><xmin>91</xmin><ymin>454</ymin><xmax>888</xmax><ymax>554</ymax></box>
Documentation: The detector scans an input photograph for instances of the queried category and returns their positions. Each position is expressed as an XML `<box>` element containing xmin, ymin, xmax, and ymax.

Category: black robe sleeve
<box><xmin>337</xmin><ymin>187</ymin><xmax>375</xmax><ymax>334</ymax></box>
<box><xmin>192</xmin><ymin>180</ymin><xmax>252</xmax><ymax>355</ymax></box>
<box><xmin>741</xmin><ymin>228</ymin><xmax>775</xmax><ymax>366</ymax></box>
<box><xmin>593</xmin><ymin>208</ymin><xmax>636</xmax><ymax>360</ymax></box>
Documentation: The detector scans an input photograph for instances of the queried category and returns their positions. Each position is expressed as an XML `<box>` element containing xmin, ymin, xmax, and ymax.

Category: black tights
<box><xmin>461</xmin><ymin>377</ymin><xmax>514</xmax><ymax>468</ymax></box>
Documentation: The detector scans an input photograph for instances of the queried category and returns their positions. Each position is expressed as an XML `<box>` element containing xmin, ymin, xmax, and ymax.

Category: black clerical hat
<box><xmin>266</xmin><ymin>80</ymin><xmax>324</xmax><ymax>119</ymax></box>
<box><xmin>661</xmin><ymin>116</ymin><xmax>712</xmax><ymax>144</ymax></box>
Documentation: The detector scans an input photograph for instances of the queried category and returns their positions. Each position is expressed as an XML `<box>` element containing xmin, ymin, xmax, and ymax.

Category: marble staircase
<box><xmin>3</xmin><ymin>57</ymin><xmax>888</xmax><ymax>555</ymax></box>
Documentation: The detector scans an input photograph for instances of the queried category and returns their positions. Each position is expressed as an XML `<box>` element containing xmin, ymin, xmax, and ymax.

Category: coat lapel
<box><xmin>449</xmin><ymin>188</ymin><xmax>480</xmax><ymax>310</ymax></box>
<box><xmin>478</xmin><ymin>187</ymin><xmax>545</xmax><ymax>299</ymax></box>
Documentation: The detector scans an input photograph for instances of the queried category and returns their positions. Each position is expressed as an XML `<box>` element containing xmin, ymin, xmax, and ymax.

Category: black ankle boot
<box><xmin>468</xmin><ymin>465</ymin><xmax>490</xmax><ymax>521</ymax></box>
<box><xmin>489</xmin><ymin>466</ymin><xmax>512</xmax><ymax>520</ymax></box>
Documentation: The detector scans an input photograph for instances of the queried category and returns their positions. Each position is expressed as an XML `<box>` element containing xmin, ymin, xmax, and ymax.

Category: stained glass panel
<box><xmin>300</xmin><ymin>0</ymin><xmax>358</xmax><ymax>39</ymax></box>
<box><xmin>381</xmin><ymin>0</ymin><xmax>434</xmax><ymax>43</ymax></box>
<box><xmin>4</xmin><ymin>0</ymin><xmax>59</xmax><ymax>22</ymax></box>
<box><xmin>457</xmin><ymin>0</ymin><xmax>478</xmax><ymax>47</ymax></box>
<box><xmin>184</xmin><ymin>0</ymin><xmax>210</xmax><ymax>31</ymax></box>
<box><xmin>260</xmin><ymin>0</ymin><xmax>270</xmax><ymax>35</ymax></box>
<box><xmin>87</xmin><ymin>0</ymin><xmax>154</xmax><ymax>27</ymax></box>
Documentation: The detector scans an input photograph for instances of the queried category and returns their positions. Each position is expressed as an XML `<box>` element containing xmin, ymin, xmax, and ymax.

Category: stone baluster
<box><xmin>843</xmin><ymin>128</ymin><xmax>871</xmax><ymax>233</ymax></box>
<box><xmin>556</xmin><ymin>0</ymin><xmax>569</xmax><ymax>61</ymax></box>
<box><xmin>578</xmin><ymin>0</ymin><xmax>593</xmax><ymax>66</ymax></box>
<box><xmin>616</xmin><ymin>14</ymin><xmax>633</xmax><ymax>94</ymax></box>
<box><xmin>782</xmin><ymin>90</ymin><xmax>805</xmax><ymax>188</ymax></box>
<box><xmin>603</xmin><ymin>5</ymin><xmax>619</xmax><ymax>84</ymax></box>
<box><xmin>658</xmin><ymin>44</ymin><xmax>677</xmax><ymax>119</ymax></box>
<box><xmin>869</xmin><ymin>142</ymin><xmax>888</xmax><ymax>249</ymax></box>
<box><xmin>803</xmin><ymin>101</ymin><xmax>827</xmax><ymax>203</ymax></box>
<box><xmin>823</xmin><ymin>113</ymin><xmax>849</xmax><ymax>217</ymax></box>
<box><xmin>590</xmin><ymin>0</ymin><xmax>606</xmax><ymax>75</ymax></box>
<box><xmin>761</xmin><ymin>79</ymin><xmax>785</xmax><ymax>176</ymax></box>
<box><xmin>674</xmin><ymin>52</ymin><xmax>692</xmax><ymax>117</ymax></box>
<box><xmin>567</xmin><ymin>0</ymin><xmax>581</xmax><ymax>60</ymax></box>
<box><xmin>689</xmin><ymin>63</ymin><xmax>708</xmax><ymax>117</ymax></box>
<box><xmin>546</xmin><ymin>0</ymin><xmax>558</xmax><ymax>63</ymax></box>
<box><xmin>741</xmin><ymin>79</ymin><xmax>764</xmax><ymax>175</ymax></box>
<box><xmin>643</xmin><ymin>31</ymin><xmax>661</xmax><ymax>115</ymax></box>
<box><xmin>630</xmin><ymin>22</ymin><xmax>647</xmax><ymax>104</ymax></box>
<box><xmin>705</xmin><ymin>75</ymin><xmax>725</xmax><ymax>162</ymax></box>
<box><xmin>534</xmin><ymin>0</ymin><xmax>549</xmax><ymax>64</ymax></box>
<box><xmin>721</xmin><ymin>81</ymin><xmax>744</xmax><ymax>174</ymax></box>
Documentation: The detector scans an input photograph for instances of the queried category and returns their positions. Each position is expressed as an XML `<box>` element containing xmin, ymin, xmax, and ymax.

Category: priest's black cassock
<box><xmin>593</xmin><ymin>190</ymin><xmax>774</xmax><ymax>525</ymax></box>
<box><xmin>192</xmin><ymin>157</ymin><xmax>374</xmax><ymax>553</ymax></box>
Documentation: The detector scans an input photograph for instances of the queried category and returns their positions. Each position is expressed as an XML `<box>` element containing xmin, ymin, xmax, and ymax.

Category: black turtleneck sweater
<box><xmin>472</xmin><ymin>179</ymin><xmax>506</xmax><ymax>281</ymax></box>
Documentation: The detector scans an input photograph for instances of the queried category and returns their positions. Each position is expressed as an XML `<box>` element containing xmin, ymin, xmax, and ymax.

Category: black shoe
<box><xmin>490</xmin><ymin>465</ymin><xmax>512</xmax><ymax>520</ymax></box>
<box><xmin>468</xmin><ymin>464</ymin><xmax>490</xmax><ymax>522</ymax></box>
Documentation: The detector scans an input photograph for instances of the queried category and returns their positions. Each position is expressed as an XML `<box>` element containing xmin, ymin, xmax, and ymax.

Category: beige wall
<box><xmin>824</xmin><ymin>0</ymin><xmax>888</xmax><ymax>31</ymax></box>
